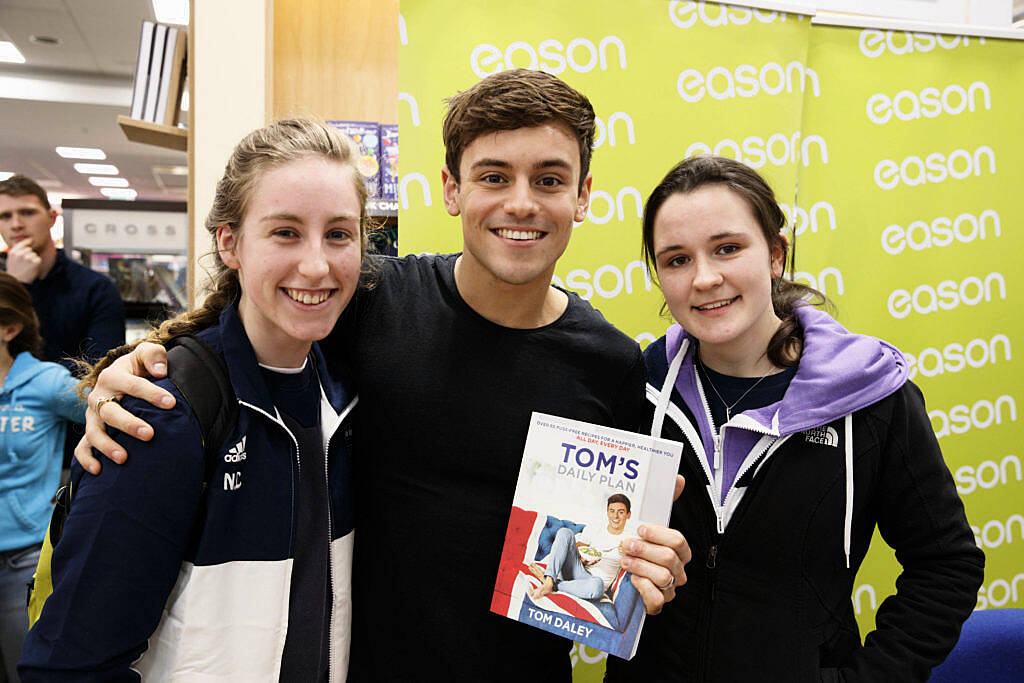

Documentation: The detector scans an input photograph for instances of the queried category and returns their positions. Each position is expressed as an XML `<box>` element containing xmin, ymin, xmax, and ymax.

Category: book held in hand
<box><xmin>491</xmin><ymin>412</ymin><xmax>682</xmax><ymax>660</ymax></box>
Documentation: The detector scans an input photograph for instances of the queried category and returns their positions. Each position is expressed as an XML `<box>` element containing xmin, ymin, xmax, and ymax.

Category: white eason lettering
<box><xmin>685</xmin><ymin>132</ymin><xmax>828</xmax><ymax>169</ymax></box>
<box><xmin>677</xmin><ymin>61</ymin><xmax>820</xmax><ymax>103</ymax></box>
<box><xmin>586</xmin><ymin>186</ymin><xmax>643</xmax><ymax>225</ymax></box>
<box><xmin>779</xmin><ymin>201</ymin><xmax>837</xmax><ymax>236</ymax></box>
<box><xmin>668</xmin><ymin>1</ymin><xmax>791</xmax><ymax>29</ymax></box>
<box><xmin>858</xmin><ymin>29</ymin><xmax>984</xmax><ymax>59</ymax></box>
<box><xmin>954</xmin><ymin>454</ymin><xmax>1021</xmax><ymax>495</ymax></box>
<box><xmin>971</xmin><ymin>514</ymin><xmax>1024</xmax><ymax>550</ymax></box>
<box><xmin>887</xmin><ymin>272</ymin><xmax>1006</xmax><ymax>319</ymax></box>
<box><xmin>976</xmin><ymin>573</ymin><xmax>1024</xmax><ymax>610</ymax></box>
<box><xmin>852</xmin><ymin>584</ymin><xmax>877</xmax><ymax>615</ymax></box>
<box><xmin>399</xmin><ymin>172</ymin><xmax>432</xmax><ymax>210</ymax></box>
<box><xmin>398</xmin><ymin>92</ymin><xmax>420</xmax><ymax>127</ymax></box>
<box><xmin>905</xmin><ymin>333</ymin><xmax>1011</xmax><ymax>381</ymax></box>
<box><xmin>866</xmin><ymin>81</ymin><xmax>991</xmax><ymax>124</ymax></box>
<box><xmin>593</xmin><ymin>112</ymin><xmax>636</xmax><ymax>149</ymax></box>
<box><xmin>470</xmin><ymin>36</ymin><xmax>626</xmax><ymax>78</ymax></box>
<box><xmin>929</xmin><ymin>394</ymin><xmax>1016</xmax><ymax>439</ymax></box>
<box><xmin>790</xmin><ymin>268</ymin><xmax>844</xmax><ymax>298</ymax></box>
<box><xmin>874</xmin><ymin>145</ymin><xmax>996</xmax><ymax>190</ymax></box>
<box><xmin>551</xmin><ymin>261</ymin><xmax>652</xmax><ymax>301</ymax></box>
<box><xmin>881</xmin><ymin>209</ymin><xmax>1000</xmax><ymax>255</ymax></box>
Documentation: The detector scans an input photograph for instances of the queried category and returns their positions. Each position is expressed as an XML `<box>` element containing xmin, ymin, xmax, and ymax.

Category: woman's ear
<box><xmin>1</xmin><ymin>322</ymin><xmax>23</xmax><ymax>344</ymax></box>
<box><xmin>770</xmin><ymin>235</ymin><xmax>787</xmax><ymax>279</ymax></box>
<box><xmin>216</xmin><ymin>225</ymin><xmax>240</xmax><ymax>270</ymax></box>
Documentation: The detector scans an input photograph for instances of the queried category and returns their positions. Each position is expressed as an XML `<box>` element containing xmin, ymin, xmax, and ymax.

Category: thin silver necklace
<box><xmin>696</xmin><ymin>352</ymin><xmax>772</xmax><ymax>424</ymax></box>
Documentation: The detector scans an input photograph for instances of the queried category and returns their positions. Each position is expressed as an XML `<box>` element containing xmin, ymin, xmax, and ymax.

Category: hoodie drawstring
<box><xmin>843</xmin><ymin>413</ymin><xmax>853</xmax><ymax>569</ymax></box>
<box><xmin>651</xmin><ymin>338</ymin><xmax>688</xmax><ymax>438</ymax></box>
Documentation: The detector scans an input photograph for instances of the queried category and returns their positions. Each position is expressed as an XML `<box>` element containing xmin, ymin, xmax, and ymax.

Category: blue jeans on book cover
<box><xmin>1</xmin><ymin>543</ymin><xmax>40</xmax><ymax>682</ymax></box>
<box><xmin>543</xmin><ymin>527</ymin><xmax>605</xmax><ymax>600</ymax></box>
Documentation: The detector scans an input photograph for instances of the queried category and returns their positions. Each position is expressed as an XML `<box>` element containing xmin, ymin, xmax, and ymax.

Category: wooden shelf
<box><xmin>117</xmin><ymin>115</ymin><xmax>188</xmax><ymax>152</ymax></box>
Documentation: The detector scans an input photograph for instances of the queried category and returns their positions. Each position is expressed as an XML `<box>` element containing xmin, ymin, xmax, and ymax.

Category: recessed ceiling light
<box><xmin>74</xmin><ymin>163</ymin><xmax>119</xmax><ymax>175</ymax></box>
<box><xmin>152</xmin><ymin>0</ymin><xmax>189</xmax><ymax>25</ymax></box>
<box><xmin>0</xmin><ymin>41</ymin><xmax>25</xmax><ymax>64</ymax></box>
<box><xmin>0</xmin><ymin>172</ymin><xmax>14</xmax><ymax>181</ymax></box>
<box><xmin>89</xmin><ymin>177</ymin><xmax>130</xmax><ymax>188</ymax></box>
<box><xmin>101</xmin><ymin>188</ymin><xmax>138</xmax><ymax>200</ymax></box>
<box><xmin>57</xmin><ymin>147</ymin><xmax>106</xmax><ymax>160</ymax></box>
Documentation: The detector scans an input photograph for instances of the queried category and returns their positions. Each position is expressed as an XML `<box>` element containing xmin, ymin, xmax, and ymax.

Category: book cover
<box><xmin>143</xmin><ymin>23</ymin><xmax>168</xmax><ymax>122</ymax></box>
<box><xmin>327</xmin><ymin>120</ymin><xmax>381</xmax><ymax>198</ymax></box>
<box><xmin>129</xmin><ymin>21</ymin><xmax>155</xmax><ymax>120</ymax></box>
<box><xmin>491</xmin><ymin>412</ymin><xmax>682</xmax><ymax>660</ymax></box>
<box><xmin>155</xmin><ymin>27</ymin><xmax>187</xmax><ymax>126</ymax></box>
<box><xmin>380</xmin><ymin>124</ymin><xmax>398</xmax><ymax>200</ymax></box>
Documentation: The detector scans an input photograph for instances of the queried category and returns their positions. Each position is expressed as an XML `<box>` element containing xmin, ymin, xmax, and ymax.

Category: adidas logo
<box><xmin>804</xmin><ymin>425</ymin><xmax>839</xmax><ymax>447</ymax></box>
<box><xmin>224</xmin><ymin>436</ymin><xmax>247</xmax><ymax>462</ymax></box>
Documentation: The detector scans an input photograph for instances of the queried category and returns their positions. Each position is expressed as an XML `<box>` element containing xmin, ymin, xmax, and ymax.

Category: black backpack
<box><xmin>27</xmin><ymin>334</ymin><xmax>239</xmax><ymax>625</ymax></box>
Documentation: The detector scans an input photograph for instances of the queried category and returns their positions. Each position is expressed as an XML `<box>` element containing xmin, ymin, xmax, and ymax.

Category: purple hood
<box><xmin>665</xmin><ymin>305</ymin><xmax>908</xmax><ymax>439</ymax></box>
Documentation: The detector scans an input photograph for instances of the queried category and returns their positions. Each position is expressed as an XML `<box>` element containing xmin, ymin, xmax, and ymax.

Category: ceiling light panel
<box><xmin>101</xmin><ymin>188</ymin><xmax>138</xmax><ymax>200</ymax></box>
<box><xmin>57</xmin><ymin>147</ymin><xmax>106</xmax><ymax>160</ymax></box>
<box><xmin>89</xmin><ymin>177</ymin><xmax>130</xmax><ymax>187</ymax></box>
<box><xmin>74</xmin><ymin>163</ymin><xmax>119</xmax><ymax>175</ymax></box>
<box><xmin>152</xmin><ymin>0</ymin><xmax>190</xmax><ymax>25</ymax></box>
<box><xmin>0</xmin><ymin>42</ymin><xmax>25</xmax><ymax>64</ymax></box>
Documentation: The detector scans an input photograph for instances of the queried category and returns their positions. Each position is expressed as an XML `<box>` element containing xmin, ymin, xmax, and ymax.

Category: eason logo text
<box><xmin>585</xmin><ymin>186</ymin><xmax>643</xmax><ymax>225</ymax></box>
<box><xmin>954</xmin><ymin>453</ymin><xmax>1021</xmax><ymax>495</ymax></box>
<box><xmin>685</xmin><ymin>132</ymin><xmax>828</xmax><ymax>169</ymax></box>
<box><xmin>904</xmin><ymin>333</ymin><xmax>1011</xmax><ymax>380</ymax></box>
<box><xmin>975</xmin><ymin>573</ymin><xmax>1024</xmax><ymax>610</ymax></box>
<box><xmin>399</xmin><ymin>172</ymin><xmax>432</xmax><ymax>210</ymax></box>
<box><xmin>971</xmin><ymin>513</ymin><xmax>1024</xmax><ymax>550</ymax></box>
<box><xmin>866</xmin><ymin>81</ymin><xmax>991</xmax><ymax>124</ymax></box>
<box><xmin>873</xmin><ymin>145</ymin><xmax>995</xmax><ymax>190</ymax></box>
<box><xmin>779</xmin><ymin>201</ymin><xmax>837</xmax><ymax>236</ymax></box>
<box><xmin>859</xmin><ymin>30</ymin><xmax>985</xmax><ymax>59</ymax></box>
<box><xmin>880</xmin><ymin>209</ymin><xmax>1000</xmax><ymax>255</ymax></box>
<box><xmin>593</xmin><ymin>112</ymin><xmax>635</xmax><ymax>149</ymax></box>
<box><xmin>552</xmin><ymin>260</ymin><xmax>652</xmax><ymax>301</ymax></box>
<box><xmin>886</xmin><ymin>272</ymin><xmax>1005</xmax><ymax>319</ymax></box>
<box><xmin>470</xmin><ymin>36</ymin><xmax>626</xmax><ymax>78</ymax></box>
<box><xmin>791</xmin><ymin>267</ymin><xmax>844</xmax><ymax>299</ymax></box>
<box><xmin>677</xmin><ymin>61</ymin><xmax>819</xmax><ymax>103</ymax></box>
<box><xmin>669</xmin><ymin>1</ymin><xmax>795</xmax><ymax>28</ymax></box>
<box><xmin>929</xmin><ymin>394</ymin><xmax>1016</xmax><ymax>439</ymax></box>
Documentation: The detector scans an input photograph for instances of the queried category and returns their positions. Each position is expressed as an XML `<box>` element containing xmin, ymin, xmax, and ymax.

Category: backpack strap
<box><xmin>166</xmin><ymin>335</ymin><xmax>239</xmax><ymax>472</ymax></box>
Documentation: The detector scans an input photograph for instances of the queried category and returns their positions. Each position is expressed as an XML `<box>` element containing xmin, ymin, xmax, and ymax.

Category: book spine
<box><xmin>143</xmin><ymin>24</ymin><xmax>168</xmax><ymax>122</ymax></box>
<box><xmin>154</xmin><ymin>27</ymin><xmax>178</xmax><ymax>125</ymax></box>
<box><xmin>162</xmin><ymin>30</ymin><xmax>187</xmax><ymax>127</ymax></box>
<box><xmin>129</xmin><ymin>21</ymin><xmax>155</xmax><ymax>120</ymax></box>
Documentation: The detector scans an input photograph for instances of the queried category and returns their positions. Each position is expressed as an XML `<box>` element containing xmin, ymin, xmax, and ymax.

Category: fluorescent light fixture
<box><xmin>101</xmin><ymin>188</ymin><xmax>137</xmax><ymax>200</ymax></box>
<box><xmin>0</xmin><ymin>172</ymin><xmax>14</xmax><ymax>181</ymax></box>
<box><xmin>56</xmin><ymin>146</ymin><xmax>106</xmax><ymax>160</ymax></box>
<box><xmin>152</xmin><ymin>0</ymin><xmax>189</xmax><ymax>25</ymax></box>
<box><xmin>74</xmin><ymin>163</ymin><xmax>119</xmax><ymax>175</ymax></box>
<box><xmin>89</xmin><ymin>177</ymin><xmax>130</xmax><ymax>188</ymax></box>
<box><xmin>0</xmin><ymin>41</ymin><xmax>25</xmax><ymax>64</ymax></box>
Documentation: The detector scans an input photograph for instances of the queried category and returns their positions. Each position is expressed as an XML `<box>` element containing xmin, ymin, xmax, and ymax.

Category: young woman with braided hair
<box><xmin>21</xmin><ymin>118</ymin><xmax>367</xmax><ymax>681</ymax></box>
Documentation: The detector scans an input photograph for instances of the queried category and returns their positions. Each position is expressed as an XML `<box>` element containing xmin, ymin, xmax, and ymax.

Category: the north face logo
<box><xmin>804</xmin><ymin>426</ymin><xmax>838</xmax><ymax>447</ymax></box>
<box><xmin>224</xmin><ymin>436</ymin><xmax>247</xmax><ymax>462</ymax></box>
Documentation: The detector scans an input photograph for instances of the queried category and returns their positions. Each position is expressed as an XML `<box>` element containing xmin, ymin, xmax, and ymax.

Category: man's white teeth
<box><xmin>496</xmin><ymin>228</ymin><xmax>542</xmax><ymax>241</ymax></box>
<box><xmin>285</xmin><ymin>289</ymin><xmax>331</xmax><ymax>304</ymax></box>
<box><xmin>697</xmin><ymin>298</ymin><xmax>735</xmax><ymax>311</ymax></box>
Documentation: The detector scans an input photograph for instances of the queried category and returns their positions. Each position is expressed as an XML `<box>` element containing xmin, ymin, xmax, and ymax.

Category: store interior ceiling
<box><xmin>0</xmin><ymin>0</ymin><xmax>186</xmax><ymax>205</ymax></box>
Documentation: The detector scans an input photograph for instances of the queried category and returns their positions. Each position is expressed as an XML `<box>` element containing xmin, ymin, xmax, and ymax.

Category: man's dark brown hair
<box><xmin>442</xmin><ymin>69</ymin><xmax>596</xmax><ymax>193</ymax></box>
<box><xmin>0</xmin><ymin>174</ymin><xmax>51</xmax><ymax>210</ymax></box>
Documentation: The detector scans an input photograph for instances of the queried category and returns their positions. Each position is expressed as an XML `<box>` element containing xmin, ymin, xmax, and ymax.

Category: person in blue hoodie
<box><xmin>0</xmin><ymin>271</ymin><xmax>84</xmax><ymax>683</ymax></box>
<box><xmin>605</xmin><ymin>156</ymin><xmax>984</xmax><ymax>682</ymax></box>
<box><xmin>20</xmin><ymin>119</ymin><xmax>366</xmax><ymax>681</ymax></box>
